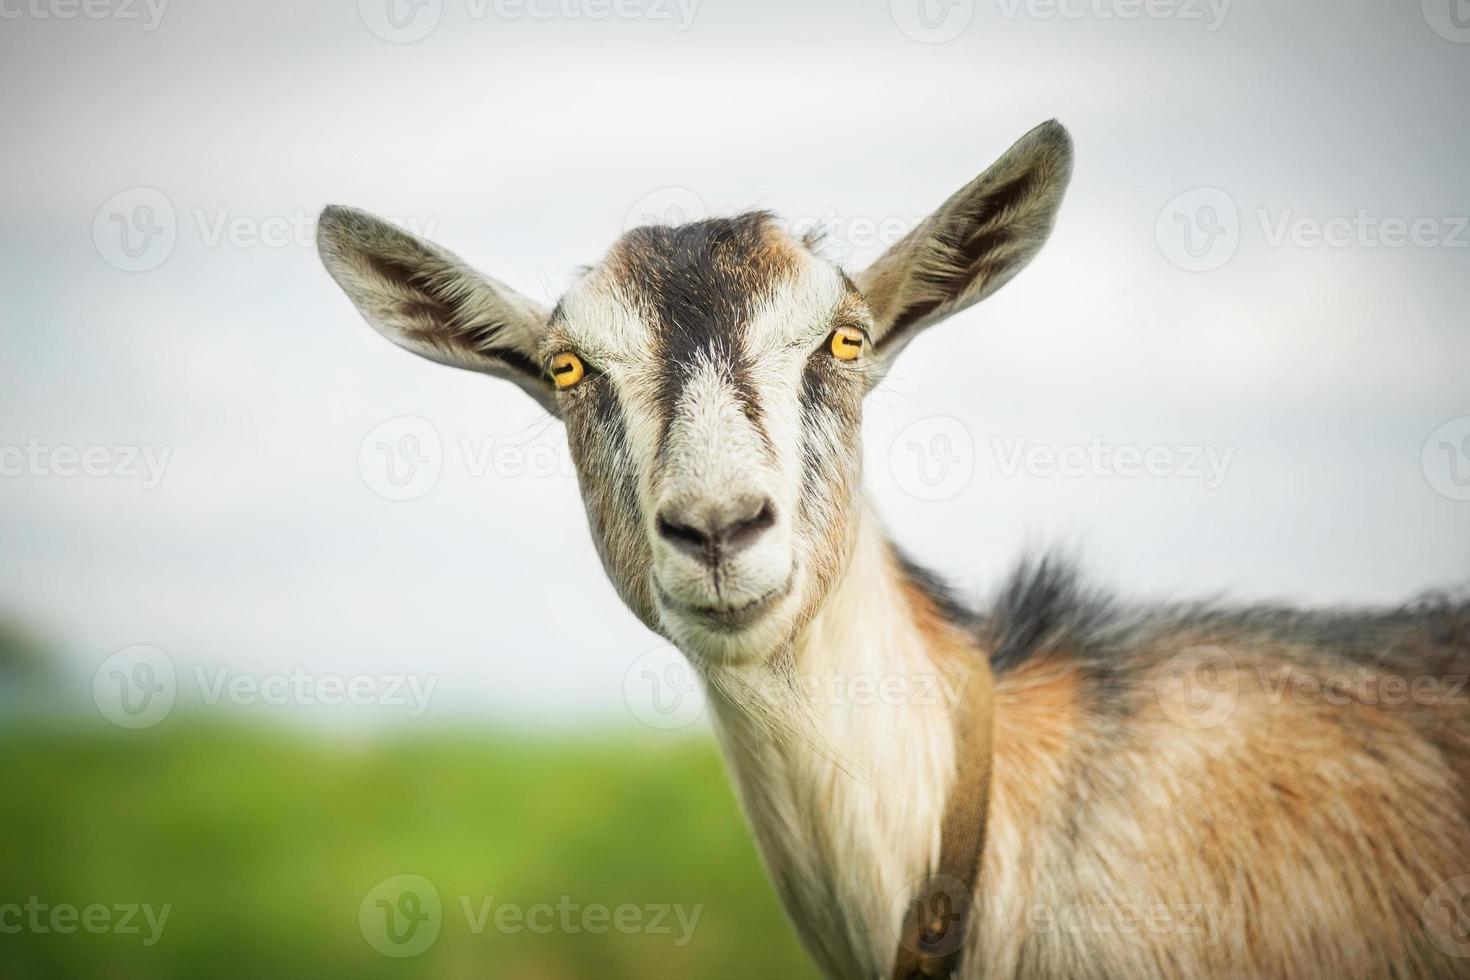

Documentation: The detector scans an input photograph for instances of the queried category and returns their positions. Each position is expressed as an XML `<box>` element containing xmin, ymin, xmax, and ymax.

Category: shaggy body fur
<box><xmin>974</xmin><ymin>562</ymin><xmax>1470</xmax><ymax>978</ymax></box>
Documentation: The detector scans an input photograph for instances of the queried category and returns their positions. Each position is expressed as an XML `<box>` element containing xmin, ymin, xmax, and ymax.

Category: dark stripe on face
<box><xmin>610</xmin><ymin>214</ymin><xmax>788</xmax><ymax>460</ymax></box>
<box><xmin>590</xmin><ymin>377</ymin><xmax>636</xmax><ymax>501</ymax></box>
<box><xmin>566</xmin><ymin>376</ymin><xmax>653</xmax><ymax>621</ymax></box>
<box><xmin>796</xmin><ymin>364</ymin><xmax>828</xmax><ymax>532</ymax></box>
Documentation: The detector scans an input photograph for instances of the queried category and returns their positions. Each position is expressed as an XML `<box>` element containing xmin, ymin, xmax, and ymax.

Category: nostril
<box><xmin>656</xmin><ymin>497</ymin><xmax>777</xmax><ymax>566</ymax></box>
<box><xmin>656</xmin><ymin>511</ymin><xmax>711</xmax><ymax>560</ymax></box>
<box><xmin>720</xmin><ymin>499</ymin><xmax>776</xmax><ymax>554</ymax></box>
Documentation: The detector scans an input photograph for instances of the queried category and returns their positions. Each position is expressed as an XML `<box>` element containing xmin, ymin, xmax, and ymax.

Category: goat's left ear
<box><xmin>856</xmin><ymin>120</ymin><xmax>1073</xmax><ymax>362</ymax></box>
<box><xmin>316</xmin><ymin>205</ymin><xmax>559</xmax><ymax>415</ymax></box>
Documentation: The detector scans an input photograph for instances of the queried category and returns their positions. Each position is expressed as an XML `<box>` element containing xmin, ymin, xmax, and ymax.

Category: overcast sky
<box><xmin>1</xmin><ymin>0</ymin><xmax>1467</xmax><ymax>727</ymax></box>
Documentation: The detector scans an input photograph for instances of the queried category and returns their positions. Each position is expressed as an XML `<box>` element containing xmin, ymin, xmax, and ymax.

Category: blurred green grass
<box><xmin>0</xmin><ymin>720</ymin><xmax>817</xmax><ymax>980</ymax></box>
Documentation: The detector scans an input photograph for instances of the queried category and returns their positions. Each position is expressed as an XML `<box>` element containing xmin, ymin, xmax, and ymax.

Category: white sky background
<box><xmin>1</xmin><ymin>0</ymin><xmax>1468</xmax><ymax>726</ymax></box>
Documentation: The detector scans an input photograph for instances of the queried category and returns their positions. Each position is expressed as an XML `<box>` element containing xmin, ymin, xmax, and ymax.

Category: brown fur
<box><xmin>967</xmin><ymin>582</ymin><xmax>1470</xmax><ymax>979</ymax></box>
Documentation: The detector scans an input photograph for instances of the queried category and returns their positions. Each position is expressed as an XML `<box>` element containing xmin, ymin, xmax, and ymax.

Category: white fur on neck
<box><xmin>705</xmin><ymin>501</ymin><xmax>959</xmax><ymax>979</ymax></box>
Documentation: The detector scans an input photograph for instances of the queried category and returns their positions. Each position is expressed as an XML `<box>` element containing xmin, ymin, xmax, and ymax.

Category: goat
<box><xmin>317</xmin><ymin>120</ymin><xmax>1470</xmax><ymax>979</ymax></box>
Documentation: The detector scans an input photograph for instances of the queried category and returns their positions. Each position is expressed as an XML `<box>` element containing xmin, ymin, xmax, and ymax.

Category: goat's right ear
<box><xmin>316</xmin><ymin>206</ymin><xmax>559</xmax><ymax>415</ymax></box>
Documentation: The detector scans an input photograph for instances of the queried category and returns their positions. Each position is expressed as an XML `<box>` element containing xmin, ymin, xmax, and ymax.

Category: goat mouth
<box><xmin>656</xmin><ymin>578</ymin><xmax>792</xmax><ymax>634</ymax></box>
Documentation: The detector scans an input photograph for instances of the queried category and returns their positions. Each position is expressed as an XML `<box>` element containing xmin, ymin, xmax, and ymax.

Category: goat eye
<box><xmin>829</xmin><ymin>325</ymin><xmax>865</xmax><ymax>361</ymax></box>
<box><xmin>549</xmin><ymin>352</ymin><xmax>586</xmax><ymax>389</ymax></box>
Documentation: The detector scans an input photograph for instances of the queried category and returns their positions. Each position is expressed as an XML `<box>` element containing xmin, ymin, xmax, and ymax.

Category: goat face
<box><xmin>317</xmin><ymin>121</ymin><xmax>1073</xmax><ymax>667</ymax></box>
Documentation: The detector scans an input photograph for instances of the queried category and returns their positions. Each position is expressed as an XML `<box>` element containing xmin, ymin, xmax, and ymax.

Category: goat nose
<box><xmin>656</xmin><ymin>495</ymin><xmax>777</xmax><ymax>566</ymax></box>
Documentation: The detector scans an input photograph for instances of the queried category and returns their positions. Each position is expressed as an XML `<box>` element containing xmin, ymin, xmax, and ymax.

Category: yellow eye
<box><xmin>549</xmin><ymin>352</ymin><xmax>586</xmax><ymax>389</ymax></box>
<box><xmin>830</xmin><ymin>325</ymin><xmax>865</xmax><ymax>361</ymax></box>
